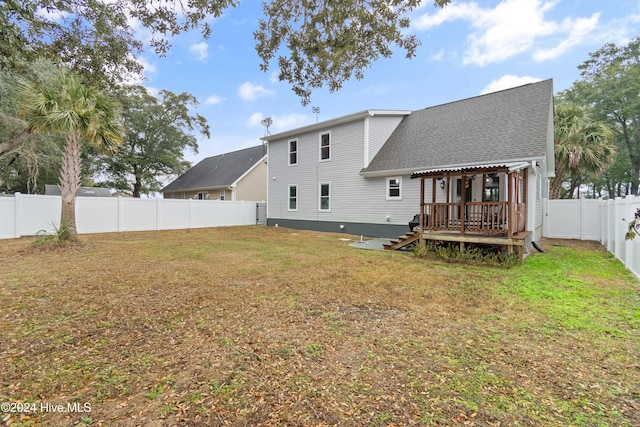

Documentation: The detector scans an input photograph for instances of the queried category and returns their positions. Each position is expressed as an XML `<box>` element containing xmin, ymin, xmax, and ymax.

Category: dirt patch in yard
<box><xmin>0</xmin><ymin>227</ymin><xmax>638</xmax><ymax>426</ymax></box>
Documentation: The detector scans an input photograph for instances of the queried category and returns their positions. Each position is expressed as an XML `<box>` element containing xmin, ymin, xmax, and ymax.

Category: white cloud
<box><xmin>189</xmin><ymin>42</ymin><xmax>209</xmax><ymax>61</ymax></box>
<box><xmin>533</xmin><ymin>13</ymin><xmax>600</xmax><ymax>61</ymax></box>
<box><xmin>144</xmin><ymin>86</ymin><xmax>161</xmax><ymax>97</ymax></box>
<box><xmin>204</xmin><ymin>95</ymin><xmax>225</xmax><ymax>106</ymax></box>
<box><xmin>248</xmin><ymin>112</ymin><xmax>266</xmax><ymax>127</ymax></box>
<box><xmin>247</xmin><ymin>112</ymin><xmax>308</xmax><ymax>132</ymax></box>
<box><xmin>413</xmin><ymin>0</ymin><xmax>599</xmax><ymax>66</ymax></box>
<box><xmin>238</xmin><ymin>82</ymin><xmax>275</xmax><ymax>101</ymax></box>
<box><xmin>480</xmin><ymin>75</ymin><xmax>541</xmax><ymax>94</ymax></box>
<box><xmin>599</xmin><ymin>13</ymin><xmax>640</xmax><ymax>46</ymax></box>
<box><xmin>35</xmin><ymin>7</ymin><xmax>69</xmax><ymax>21</ymax></box>
<box><xmin>118</xmin><ymin>55</ymin><xmax>156</xmax><ymax>86</ymax></box>
<box><xmin>268</xmin><ymin>71</ymin><xmax>280</xmax><ymax>84</ymax></box>
<box><xmin>432</xmin><ymin>48</ymin><xmax>446</xmax><ymax>61</ymax></box>
<box><xmin>138</xmin><ymin>56</ymin><xmax>157</xmax><ymax>74</ymax></box>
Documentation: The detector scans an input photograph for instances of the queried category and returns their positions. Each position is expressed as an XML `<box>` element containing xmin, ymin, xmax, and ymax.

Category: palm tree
<box><xmin>19</xmin><ymin>73</ymin><xmax>124</xmax><ymax>241</ymax></box>
<box><xmin>551</xmin><ymin>102</ymin><xmax>616</xmax><ymax>199</ymax></box>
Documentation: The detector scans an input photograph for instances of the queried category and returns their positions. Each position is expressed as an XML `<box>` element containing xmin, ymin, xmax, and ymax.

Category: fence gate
<box><xmin>256</xmin><ymin>202</ymin><xmax>267</xmax><ymax>225</ymax></box>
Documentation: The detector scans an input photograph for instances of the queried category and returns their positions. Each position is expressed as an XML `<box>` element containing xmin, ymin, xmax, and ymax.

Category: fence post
<box><xmin>607</xmin><ymin>199</ymin><xmax>616</xmax><ymax>254</ymax></box>
<box><xmin>599</xmin><ymin>200</ymin><xmax>606</xmax><ymax>247</ymax></box>
<box><xmin>117</xmin><ymin>196</ymin><xmax>123</xmax><ymax>233</ymax></box>
<box><xmin>542</xmin><ymin>198</ymin><xmax>548</xmax><ymax>237</ymax></box>
<box><xmin>14</xmin><ymin>192</ymin><xmax>22</xmax><ymax>238</ymax></box>
<box><xmin>615</xmin><ymin>198</ymin><xmax>624</xmax><ymax>261</ymax></box>
<box><xmin>624</xmin><ymin>196</ymin><xmax>634</xmax><ymax>270</ymax></box>
<box><xmin>579</xmin><ymin>198</ymin><xmax>585</xmax><ymax>240</ymax></box>
<box><xmin>156</xmin><ymin>198</ymin><xmax>160</xmax><ymax>231</ymax></box>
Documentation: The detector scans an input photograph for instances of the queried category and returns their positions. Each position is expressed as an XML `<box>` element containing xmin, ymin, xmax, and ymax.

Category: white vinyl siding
<box><xmin>267</xmin><ymin>116</ymin><xmax>423</xmax><ymax>226</ymax></box>
<box><xmin>366</xmin><ymin>116</ymin><xmax>407</xmax><ymax>164</ymax></box>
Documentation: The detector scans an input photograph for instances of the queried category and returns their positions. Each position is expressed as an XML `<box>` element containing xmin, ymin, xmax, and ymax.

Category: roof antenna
<box><xmin>312</xmin><ymin>106</ymin><xmax>320</xmax><ymax>123</ymax></box>
<box><xmin>260</xmin><ymin>117</ymin><xmax>272</xmax><ymax>136</ymax></box>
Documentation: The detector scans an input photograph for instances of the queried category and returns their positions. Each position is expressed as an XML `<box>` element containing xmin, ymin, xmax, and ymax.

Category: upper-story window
<box><xmin>319</xmin><ymin>132</ymin><xmax>331</xmax><ymax>161</ymax></box>
<box><xmin>289</xmin><ymin>139</ymin><xmax>298</xmax><ymax>165</ymax></box>
<box><xmin>386</xmin><ymin>177</ymin><xmax>402</xmax><ymax>200</ymax></box>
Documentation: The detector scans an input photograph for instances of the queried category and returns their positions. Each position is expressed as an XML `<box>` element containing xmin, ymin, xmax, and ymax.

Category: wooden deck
<box><xmin>392</xmin><ymin>163</ymin><xmax>532</xmax><ymax>260</ymax></box>
<box><xmin>418</xmin><ymin>230</ymin><xmax>530</xmax><ymax>259</ymax></box>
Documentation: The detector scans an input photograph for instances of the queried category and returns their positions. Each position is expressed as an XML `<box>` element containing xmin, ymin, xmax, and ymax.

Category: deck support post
<box><xmin>419</xmin><ymin>177</ymin><xmax>426</xmax><ymax>246</ymax></box>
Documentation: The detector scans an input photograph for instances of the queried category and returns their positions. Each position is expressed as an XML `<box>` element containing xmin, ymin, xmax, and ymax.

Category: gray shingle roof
<box><xmin>161</xmin><ymin>145</ymin><xmax>266</xmax><ymax>192</ymax></box>
<box><xmin>45</xmin><ymin>185</ymin><xmax>113</xmax><ymax>197</ymax></box>
<box><xmin>363</xmin><ymin>79</ymin><xmax>553</xmax><ymax>174</ymax></box>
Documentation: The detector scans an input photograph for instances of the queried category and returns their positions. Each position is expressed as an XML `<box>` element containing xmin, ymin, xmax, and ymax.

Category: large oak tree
<box><xmin>1</xmin><ymin>0</ymin><xmax>451</xmax><ymax>104</ymax></box>
<box><xmin>96</xmin><ymin>85</ymin><xmax>210</xmax><ymax>197</ymax></box>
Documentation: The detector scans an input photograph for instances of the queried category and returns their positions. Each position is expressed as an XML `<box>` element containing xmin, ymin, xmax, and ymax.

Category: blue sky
<box><xmin>130</xmin><ymin>0</ymin><xmax>640</xmax><ymax>164</ymax></box>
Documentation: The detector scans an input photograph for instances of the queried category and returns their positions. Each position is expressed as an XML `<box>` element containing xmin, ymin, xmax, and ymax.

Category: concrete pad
<box><xmin>348</xmin><ymin>237</ymin><xmax>392</xmax><ymax>251</ymax></box>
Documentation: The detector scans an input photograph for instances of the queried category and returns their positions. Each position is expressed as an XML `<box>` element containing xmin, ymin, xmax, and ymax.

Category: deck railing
<box><xmin>420</xmin><ymin>201</ymin><xmax>525</xmax><ymax>235</ymax></box>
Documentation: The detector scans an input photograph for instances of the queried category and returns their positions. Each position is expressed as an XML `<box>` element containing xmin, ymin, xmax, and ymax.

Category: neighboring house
<box><xmin>263</xmin><ymin>79</ymin><xmax>554</xmax><ymax>255</ymax></box>
<box><xmin>161</xmin><ymin>145</ymin><xmax>267</xmax><ymax>201</ymax></box>
<box><xmin>45</xmin><ymin>185</ymin><xmax>113</xmax><ymax>197</ymax></box>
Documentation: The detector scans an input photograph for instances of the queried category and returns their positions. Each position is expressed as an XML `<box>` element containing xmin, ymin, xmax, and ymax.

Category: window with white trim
<box><xmin>386</xmin><ymin>177</ymin><xmax>402</xmax><ymax>200</ymax></box>
<box><xmin>289</xmin><ymin>139</ymin><xmax>298</xmax><ymax>165</ymax></box>
<box><xmin>288</xmin><ymin>185</ymin><xmax>298</xmax><ymax>211</ymax></box>
<box><xmin>219</xmin><ymin>189</ymin><xmax>225</xmax><ymax>200</ymax></box>
<box><xmin>197</xmin><ymin>192</ymin><xmax>208</xmax><ymax>200</ymax></box>
<box><xmin>319</xmin><ymin>132</ymin><xmax>331</xmax><ymax>161</ymax></box>
<box><xmin>319</xmin><ymin>182</ymin><xmax>330</xmax><ymax>211</ymax></box>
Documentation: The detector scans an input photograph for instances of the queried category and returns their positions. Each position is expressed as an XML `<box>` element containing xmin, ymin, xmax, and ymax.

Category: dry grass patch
<box><xmin>0</xmin><ymin>227</ymin><xmax>638</xmax><ymax>426</ymax></box>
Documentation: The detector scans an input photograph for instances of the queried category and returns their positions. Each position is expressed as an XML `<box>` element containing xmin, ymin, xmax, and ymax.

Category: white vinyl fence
<box><xmin>543</xmin><ymin>196</ymin><xmax>640</xmax><ymax>279</ymax></box>
<box><xmin>0</xmin><ymin>193</ymin><xmax>265</xmax><ymax>240</ymax></box>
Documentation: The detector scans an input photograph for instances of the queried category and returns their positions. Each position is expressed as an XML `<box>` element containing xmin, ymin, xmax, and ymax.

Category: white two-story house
<box><xmin>263</xmin><ymin>79</ymin><xmax>554</xmax><ymax>254</ymax></box>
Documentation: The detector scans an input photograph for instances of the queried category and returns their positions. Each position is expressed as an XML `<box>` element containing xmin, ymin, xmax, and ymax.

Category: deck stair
<box><xmin>384</xmin><ymin>231</ymin><xmax>420</xmax><ymax>251</ymax></box>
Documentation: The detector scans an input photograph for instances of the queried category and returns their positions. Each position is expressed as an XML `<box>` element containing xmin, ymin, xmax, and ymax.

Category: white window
<box><xmin>319</xmin><ymin>182</ymin><xmax>330</xmax><ymax>211</ymax></box>
<box><xmin>289</xmin><ymin>139</ymin><xmax>298</xmax><ymax>165</ymax></box>
<box><xmin>288</xmin><ymin>185</ymin><xmax>298</xmax><ymax>211</ymax></box>
<box><xmin>387</xmin><ymin>177</ymin><xmax>402</xmax><ymax>200</ymax></box>
<box><xmin>319</xmin><ymin>132</ymin><xmax>331</xmax><ymax>161</ymax></box>
<box><xmin>219</xmin><ymin>189</ymin><xmax>225</xmax><ymax>200</ymax></box>
<box><xmin>197</xmin><ymin>192</ymin><xmax>208</xmax><ymax>200</ymax></box>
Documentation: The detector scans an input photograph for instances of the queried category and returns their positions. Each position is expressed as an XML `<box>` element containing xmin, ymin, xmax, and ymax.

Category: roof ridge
<box><xmin>411</xmin><ymin>78</ymin><xmax>552</xmax><ymax>114</ymax></box>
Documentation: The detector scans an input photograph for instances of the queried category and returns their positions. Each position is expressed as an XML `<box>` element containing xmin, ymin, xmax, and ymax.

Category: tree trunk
<box><xmin>133</xmin><ymin>170</ymin><xmax>142</xmax><ymax>198</ymax></box>
<box><xmin>59</xmin><ymin>132</ymin><xmax>82</xmax><ymax>242</ymax></box>
<box><xmin>0</xmin><ymin>113</ymin><xmax>33</xmax><ymax>158</ymax></box>
<box><xmin>549</xmin><ymin>162</ymin><xmax>565</xmax><ymax>199</ymax></box>
<box><xmin>0</xmin><ymin>129</ymin><xmax>32</xmax><ymax>158</ymax></box>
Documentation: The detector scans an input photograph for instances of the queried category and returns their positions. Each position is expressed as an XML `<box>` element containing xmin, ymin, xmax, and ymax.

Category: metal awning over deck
<box><xmin>410</xmin><ymin>161</ymin><xmax>530</xmax><ymax>179</ymax></box>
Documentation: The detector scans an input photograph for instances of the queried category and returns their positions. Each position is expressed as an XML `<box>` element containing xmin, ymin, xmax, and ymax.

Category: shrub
<box><xmin>415</xmin><ymin>241</ymin><xmax>520</xmax><ymax>267</ymax></box>
<box><xmin>33</xmin><ymin>223</ymin><xmax>71</xmax><ymax>246</ymax></box>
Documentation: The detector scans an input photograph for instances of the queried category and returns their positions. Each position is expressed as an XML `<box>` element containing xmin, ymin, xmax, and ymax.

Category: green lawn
<box><xmin>0</xmin><ymin>226</ymin><xmax>638</xmax><ymax>426</ymax></box>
